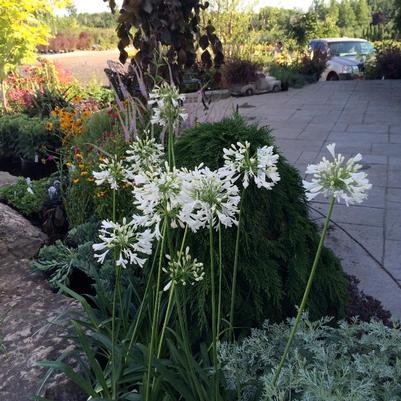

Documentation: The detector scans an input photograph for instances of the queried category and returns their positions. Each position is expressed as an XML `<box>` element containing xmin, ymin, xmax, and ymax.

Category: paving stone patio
<box><xmin>210</xmin><ymin>80</ymin><xmax>401</xmax><ymax>319</ymax></box>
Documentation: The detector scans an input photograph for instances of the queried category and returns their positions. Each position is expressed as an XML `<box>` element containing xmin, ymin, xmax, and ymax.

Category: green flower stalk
<box><xmin>270</xmin><ymin>143</ymin><xmax>371</xmax><ymax>390</ymax></box>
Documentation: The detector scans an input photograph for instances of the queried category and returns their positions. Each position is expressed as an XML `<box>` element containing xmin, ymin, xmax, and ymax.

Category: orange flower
<box><xmin>45</xmin><ymin>121</ymin><xmax>53</xmax><ymax>131</ymax></box>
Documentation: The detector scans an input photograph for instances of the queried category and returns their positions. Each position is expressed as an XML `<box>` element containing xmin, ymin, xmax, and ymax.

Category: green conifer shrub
<box><xmin>174</xmin><ymin>114</ymin><xmax>348</xmax><ymax>328</ymax></box>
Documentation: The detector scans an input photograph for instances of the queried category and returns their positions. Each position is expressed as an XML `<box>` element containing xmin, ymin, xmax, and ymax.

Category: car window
<box><xmin>328</xmin><ymin>41</ymin><xmax>374</xmax><ymax>56</ymax></box>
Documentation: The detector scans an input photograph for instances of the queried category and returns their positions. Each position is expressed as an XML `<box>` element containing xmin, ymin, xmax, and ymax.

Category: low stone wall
<box><xmin>0</xmin><ymin>179</ymin><xmax>84</xmax><ymax>401</ymax></box>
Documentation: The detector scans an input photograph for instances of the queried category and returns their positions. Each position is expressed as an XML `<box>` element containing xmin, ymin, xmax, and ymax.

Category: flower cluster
<box><xmin>126</xmin><ymin>135</ymin><xmax>164</xmax><ymax>176</ymax></box>
<box><xmin>132</xmin><ymin>165</ymin><xmax>184</xmax><ymax>238</ymax></box>
<box><xmin>148</xmin><ymin>82</ymin><xmax>188</xmax><ymax>127</ymax></box>
<box><xmin>178</xmin><ymin>166</ymin><xmax>241</xmax><ymax>232</ymax></box>
<box><xmin>50</xmin><ymin>107</ymin><xmax>92</xmax><ymax>143</ymax></box>
<box><xmin>93</xmin><ymin>218</ymin><xmax>153</xmax><ymax>269</ymax></box>
<box><xmin>222</xmin><ymin>141</ymin><xmax>281</xmax><ymax>190</ymax></box>
<box><xmin>162</xmin><ymin>247</ymin><xmax>205</xmax><ymax>291</ymax></box>
<box><xmin>67</xmin><ymin>147</ymin><xmax>95</xmax><ymax>186</ymax></box>
<box><xmin>303</xmin><ymin>143</ymin><xmax>371</xmax><ymax>206</ymax></box>
<box><xmin>93</xmin><ymin>156</ymin><xmax>129</xmax><ymax>190</ymax></box>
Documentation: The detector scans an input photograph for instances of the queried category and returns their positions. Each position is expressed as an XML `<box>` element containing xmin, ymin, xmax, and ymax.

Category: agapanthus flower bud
<box><xmin>162</xmin><ymin>247</ymin><xmax>205</xmax><ymax>291</ymax></box>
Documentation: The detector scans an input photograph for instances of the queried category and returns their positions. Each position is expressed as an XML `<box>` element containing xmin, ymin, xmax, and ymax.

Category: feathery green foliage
<box><xmin>219</xmin><ymin>316</ymin><xmax>401</xmax><ymax>401</ymax></box>
<box><xmin>175</xmin><ymin>115</ymin><xmax>348</xmax><ymax>329</ymax></box>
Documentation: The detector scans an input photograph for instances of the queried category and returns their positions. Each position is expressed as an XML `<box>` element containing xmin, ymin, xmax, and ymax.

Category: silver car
<box><xmin>310</xmin><ymin>38</ymin><xmax>375</xmax><ymax>81</ymax></box>
<box><xmin>230</xmin><ymin>72</ymin><xmax>282</xmax><ymax>96</ymax></box>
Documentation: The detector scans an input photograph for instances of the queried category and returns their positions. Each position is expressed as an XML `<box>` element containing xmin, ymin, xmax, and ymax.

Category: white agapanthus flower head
<box><xmin>131</xmin><ymin>163</ymin><xmax>184</xmax><ymax>238</ymax></box>
<box><xmin>93</xmin><ymin>218</ymin><xmax>153</xmax><ymax>269</ymax></box>
<box><xmin>222</xmin><ymin>141</ymin><xmax>281</xmax><ymax>190</ymax></box>
<box><xmin>178</xmin><ymin>166</ymin><xmax>240</xmax><ymax>232</ymax></box>
<box><xmin>148</xmin><ymin>82</ymin><xmax>188</xmax><ymax>127</ymax></box>
<box><xmin>93</xmin><ymin>156</ymin><xmax>129</xmax><ymax>190</ymax></box>
<box><xmin>125</xmin><ymin>134</ymin><xmax>164</xmax><ymax>177</ymax></box>
<box><xmin>162</xmin><ymin>247</ymin><xmax>205</xmax><ymax>292</ymax></box>
<box><xmin>302</xmin><ymin>143</ymin><xmax>372</xmax><ymax>206</ymax></box>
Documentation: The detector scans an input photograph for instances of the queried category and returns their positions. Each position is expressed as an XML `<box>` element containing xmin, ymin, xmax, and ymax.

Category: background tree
<box><xmin>338</xmin><ymin>0</ymin><xmax>357</xmax><ymax>36</ymax></box>
<box><xmin>0</xmin><ymin>0</ymin><xmax>71</xmax><ymax>110</ymax></box>
<box><xmin>395</xmin><ymin>0</ymin><xmax>401</xmax><ymax>34</ymax></box>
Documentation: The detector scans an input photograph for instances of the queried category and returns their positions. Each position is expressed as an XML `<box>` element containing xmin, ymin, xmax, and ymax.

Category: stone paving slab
<box><xmin>210</xmin><ymin>80</ymin><xmax>401</xmax><ymax>319</ymax></box>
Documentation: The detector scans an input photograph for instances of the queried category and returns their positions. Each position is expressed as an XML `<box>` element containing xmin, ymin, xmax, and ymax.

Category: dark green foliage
<box><xmin>267</xmin><ymin>63</ymin><xmax>308</xmax><ymax>88</ymax></box>
<box><xmin>174</xmin><ymin>115</ymin><xmax>348</xmax><ymax>328</ymax></box>
<box><xmin>0</xmin><ymin>113</ymin><xmax>60</xmax><ymax>161</ymax></box>
<box><xmin>219</xmin><ymin>316</ymin><xmax>401</xmax><ymax>400</ymax></box>
<box><xmin>0</xmin><ymin>176</ymin><xmax>48</xmax><ymax>216</ymax></box>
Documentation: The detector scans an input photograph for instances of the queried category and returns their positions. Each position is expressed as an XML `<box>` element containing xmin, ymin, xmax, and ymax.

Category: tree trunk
<box><xmin>1</xmin><ymin>79</ymin><xmax>9</xmax><ymax>112</ymax></box>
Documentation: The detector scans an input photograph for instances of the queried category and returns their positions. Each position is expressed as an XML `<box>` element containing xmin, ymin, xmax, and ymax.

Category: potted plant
<box><xmin>223</xmin><ymin>59</ymin><xmax>259</xmax><ymax>95</ymax></box>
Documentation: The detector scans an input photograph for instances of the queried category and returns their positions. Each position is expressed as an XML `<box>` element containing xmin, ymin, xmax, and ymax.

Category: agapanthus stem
<box><xmin>145</xmin><ymin>220</ymin><xmax>168</xmax><ymax>401</ymax></box>
<box><xmin>157</xmin><ymin>283</ymin><xmax>175</xmax><ymax>357</ymax></box>
<box><xmin>111</xmin><ymin>265</ymin><xmax>120</xmax><ymax>399</ymax></box>
<box><xmin>217</xmin><ymin>223</ymin><xmax>223</xmax><ymax>341</ymax></box>
<box><xmin>174</xmin><ymin>290</ymin><xmax>204</xmax><ymax>401</ymax></box>
<box><xmin>125</xmin><ymin>238</ymin><xmax>161</xmax><ymax>361</ymax></box>
<box><xmin>209</xmin><ymin>222</ymin><xmax>218</xmax><ymax>401</ymax></box>
<box><xmin>167</xmin><ymin>124</ymin><xmax>175</xmax><ymax>169</ymax></box>
<box><xmin>229</xmin><ymin>193</ymin><xmax>244</xmax><ymax>338</ymax></box>
<box><xmin>111</xmin><ymin>188</ymin><xmax>118</xmax><ymax>399</ymax></box>
<box><xmin>271</xmin><ymin>196</ymin><xmax>336</xmax><ymax>390</ymax></box>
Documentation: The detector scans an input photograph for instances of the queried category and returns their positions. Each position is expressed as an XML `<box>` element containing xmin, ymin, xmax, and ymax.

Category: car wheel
<box><xmin>245</xmin><ymin>88</ymin><xmax>254</xmax><ymax>96</ymax></box>
<box><xmin>273</xmin><ymin>85</ymin><xmax>281</xmax><ymax>93</ymax></box>
<box><xmin>327</xmin><ymin>72</ymin><xmax>339</xmax><ymax>81</ymax></box>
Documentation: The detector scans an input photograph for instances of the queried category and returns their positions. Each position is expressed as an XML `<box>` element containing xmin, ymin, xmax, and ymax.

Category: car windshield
<box><xmin>328</xmin><ymin>41</ymin><xmax>374</xmax><ymax>57</ymax></box>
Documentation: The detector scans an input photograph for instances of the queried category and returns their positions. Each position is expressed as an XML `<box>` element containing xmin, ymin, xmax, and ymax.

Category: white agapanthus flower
<box><xmin>178</xmin><ymin>166</ymin><xmax>240</xmax><ymax>232</ymax></box>
<box><xmin>131</xmin><ymin>164</ymin><xmax>184</xmax><ymax>238</ymax></box>
<box><xmin>93</xmin><ymin>218</ymin><xmax>153</xmax><ymax>269</ymax></box>
<box><xmin>125</xmin><ymin>135</ymin><xmax>164</xmax><ymax>176</ymax></box>
<box><xmin>148</xmin><ymin>82</ymin><xmax>188</xmax><ymax>127</ymax></box>
<box><xmin>93</xmin><ymin>156</ymin><xmax>129</xmax><ymax>190</ymax></box>
<box><xmin>25</xmin><ymin>177</ymin><xmax>34</xmax><ymax>195</ymax></box>
<box><xmin>302</xmin><ymin>143</ymin><xmax>372</xmax><ymax>206</ymax></box>
<box><xmin>222</xmin><ymin>141</ymin><xmax>281</xmax><ymax>190</ymax></box>
<box><xmin>162</xmin><ymin>247</ymin><xmax>205</xmax><ymax>292</ymax></box>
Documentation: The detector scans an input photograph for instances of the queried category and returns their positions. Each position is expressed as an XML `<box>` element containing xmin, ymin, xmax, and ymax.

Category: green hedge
<box><xmin>0</xmin><ymin>114</ymin><xmax>59</xmax><ymax>161</ymax></box>
<box><xmin>175</xmin><ymin>114</ymin><xmax>348</xmax><ymax>328</ymax></box>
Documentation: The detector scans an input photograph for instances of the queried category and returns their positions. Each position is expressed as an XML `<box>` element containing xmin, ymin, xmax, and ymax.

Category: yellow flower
<box><xmin>80</xmin><ymin>171</ymin><xmax>89</xmax><ymax>176</ymax></box>
<box><xmin>73</xmin><ymin>178</ymin><xmax>80</xmax><ymax>184</ymax></box>
<box><xmin>96</xmin><ymin>191</ymin><xmax>106</xmax><ymax>198</ymax></box>
<box><xmin>87</xmin><ymin>177</ymin><xmax>94</xmax><ymax>182</ymax></box>
<box><xmin>66</xmin><ymin>162</ymin><xmax>73</xmax><ymax>168</ymax></box>
<box><xmin>75</xmin><ymin>153</ymin><xmax>83</xmax><ymax>160</ymax></box>
<box><xmin>45</xmin><ymin>122</ymin><xmax>53</xmax><ymax>131</ymax></box>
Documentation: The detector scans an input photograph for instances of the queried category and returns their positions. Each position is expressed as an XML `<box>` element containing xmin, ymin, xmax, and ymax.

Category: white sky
<box><xmin>73</xmin><ymin>0</ymin><xmax>312</xmax><ymax>13</ymax></box>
